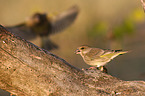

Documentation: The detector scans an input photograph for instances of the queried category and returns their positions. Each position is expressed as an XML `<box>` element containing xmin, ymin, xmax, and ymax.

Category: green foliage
<box><xmin>112</xmin><ymin>19</ymin><xmax>135</xmax><ymax>39</ymax></box>
<box><xmin>88</xmin><ymin>22</ymin><xmax>108</xmax><ymax>38</ymax></box>
<box><xmin>87</xmin><ymin>9</ymin><xmax>145</xmax><ymax>40</ymax></box>
<box><xmin>88</xmin><ymin>17</ymin><xmax>135</xmax><ymax>40</ymax></box>
<box><xmin>131</xmin><ymin>9</ymin><xmax>145</xmax><ymax>23</ymax></box>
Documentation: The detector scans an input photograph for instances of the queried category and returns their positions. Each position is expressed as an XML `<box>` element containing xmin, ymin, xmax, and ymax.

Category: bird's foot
<box><xmin>41</xmin><ymin>38</ymin><xmax>58</xmax><ymax>50</ymax></box>
<box><xmin>82</xmin><ymin>66</ymin><xmax>108</xmax><ymax>73</ymax></box>
<box><xmin>85</xmin><ymin>67</ymin><xmax>97</xmax><ymax>70</ymax></box>
<box><xmin>42</xmin><ymin>43</ymin><xmax>58</xmax><ymax>50</ymax></box>
<box><xmin>82</xmin><ymin>67</ymin><xmax>97</xmax><ymax>71</ymax></box>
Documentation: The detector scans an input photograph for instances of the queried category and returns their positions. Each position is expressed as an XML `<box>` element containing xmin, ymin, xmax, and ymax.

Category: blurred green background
<box><xmin>1</xmin><ymin>0</ymin><xmax>145</xmax><ymax>95</ymax></box>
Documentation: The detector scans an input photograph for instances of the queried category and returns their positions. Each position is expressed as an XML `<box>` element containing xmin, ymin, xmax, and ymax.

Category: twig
<box><xmin>141</xmin><ymin>0</ymin><xmax>145</xmax><ymax>12</ymax></box>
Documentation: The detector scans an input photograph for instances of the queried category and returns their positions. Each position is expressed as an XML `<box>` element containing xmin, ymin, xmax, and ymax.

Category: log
<box><xmin>0</xmin><ymin>25</ymin><xmax>145</xmax><ymax>96</ymax></box>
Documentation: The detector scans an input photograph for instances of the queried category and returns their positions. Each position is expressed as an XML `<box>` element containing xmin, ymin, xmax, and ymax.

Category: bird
<box><xmin>6</xmin><ymin>5</ymin><xmax>79</xmax><ymax>50</ymax></box>
<box><xmin>75</xmin><ymin>45</ymin><xmax>128</xmax><ymax>72</ymax></box>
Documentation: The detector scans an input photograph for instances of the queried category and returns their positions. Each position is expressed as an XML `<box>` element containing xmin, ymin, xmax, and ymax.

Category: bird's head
<box><xmin>75</xmin><ymin>45</ymin><xmax>91</xmax><ymax>55</ymax></box>
<box><xmin>26</xmin><ymin>13</ymin><xmax>48</xmax><ymax>27</ymax></box>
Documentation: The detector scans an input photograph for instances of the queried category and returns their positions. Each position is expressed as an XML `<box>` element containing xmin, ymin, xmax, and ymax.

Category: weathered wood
<box><xmin>0</xmin><ymin>25</ymin><xmax>145</xmax><ymax>96</ymax></box>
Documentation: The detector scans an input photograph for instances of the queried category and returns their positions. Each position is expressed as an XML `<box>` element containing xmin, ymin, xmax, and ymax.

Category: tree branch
<box><xmin>0</xmin><ymin>25</ymin><xmax>145</xmax><ymax>95</ymax></box>
<box><xmin>141</xmin><ymin>0</ymin><xmax>145</xmax><ymax>12</ymax></box>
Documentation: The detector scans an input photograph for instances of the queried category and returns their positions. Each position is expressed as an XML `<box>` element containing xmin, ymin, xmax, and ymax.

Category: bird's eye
<box><xmin>81</xmin><ymin>47</ymin><xmax>84</xmax><ymax>50</ymax></box>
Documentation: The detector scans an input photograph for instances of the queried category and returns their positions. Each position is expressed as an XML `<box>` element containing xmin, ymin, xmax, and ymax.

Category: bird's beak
<box><xmin>75</xmin><ymin>49</ymin><xmax>80</xmax><ymax>54</ymax></box>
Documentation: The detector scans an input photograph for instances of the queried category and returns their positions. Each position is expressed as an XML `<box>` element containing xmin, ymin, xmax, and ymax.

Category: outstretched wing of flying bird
<box><xmin>6</xmin><ymin>5</ymin><xmax>79</xmax><ymax>40</ymax></box>
<box><xmin>50</xmin><ymin>5</ymin><xmax>79</xmax><ymax>34</ymax></box>
<box><xmin>6</xmin><ymin>23</ymin><xmax>36</xmax><ymax>40</ymax></box>
<box><xmin>5</xmin><ymin>5</ymin><xmax>79</xmax><ymax>50</ymax></box>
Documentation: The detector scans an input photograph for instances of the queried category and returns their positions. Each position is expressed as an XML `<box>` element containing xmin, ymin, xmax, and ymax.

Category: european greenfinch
<box><xmin>75</xmin><ymin>45</ymin><xmax>128</xmax><ymax>71</ymax></box>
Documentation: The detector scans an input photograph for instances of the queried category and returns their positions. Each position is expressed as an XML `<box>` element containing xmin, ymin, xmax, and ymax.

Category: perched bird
<box><xmin>75</xmin><ymin>45</ymin><xmax>128</xmax><ymax>72</ymax></box>
<box><xmin>6</xmin><ymin>5</ymin><xmax>79</xmax><ymax>50</ymax></box>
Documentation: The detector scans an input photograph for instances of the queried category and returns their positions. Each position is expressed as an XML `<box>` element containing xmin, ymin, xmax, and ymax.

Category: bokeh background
<box><xmin>0</xmin><ymin>0</ymin><xmax>145</xmax><ymax>95</ymax></box>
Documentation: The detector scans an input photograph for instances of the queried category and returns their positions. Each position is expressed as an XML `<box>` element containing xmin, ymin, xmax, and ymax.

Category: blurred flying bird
<box><xmin>75</xmin><ymin>45</ymin><xmax>128</xmax><ymax>72</ymax></box>
<box><xmin>6</xmin><ymin>5</ymin><xmax>79</xmax><ymax>50</ymax></box>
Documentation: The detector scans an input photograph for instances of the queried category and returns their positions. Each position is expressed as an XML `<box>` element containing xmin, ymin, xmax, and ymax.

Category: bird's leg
<box><xmin>97</xmin><ymin>66</ymin><xmax>108</xmax><ymax>73</ymax></box>
<box><xmin>103</xmin><ymin>66</ymin><xmax>108</xmax><ymax>73</ymax></box>
<box><xmin>82</xmin><ymin>66</ymin><xmax>108</xmax><ymax>73</ymax></box>
<box><xmin>100</xmin><ymin>66</ymin><xmax>104</xmax><ymax>72</ymax></box>
<box><xmin>41</xmin><ymin>36</ymin><xmax>58</xmax><ymax>50</ymax></box>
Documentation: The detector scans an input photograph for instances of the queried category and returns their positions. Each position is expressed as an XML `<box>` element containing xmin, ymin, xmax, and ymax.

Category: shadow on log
<box><xmin>0</xmin><ymin>25</ymin><xmax>145</xmax><ymax>95</ymax></box>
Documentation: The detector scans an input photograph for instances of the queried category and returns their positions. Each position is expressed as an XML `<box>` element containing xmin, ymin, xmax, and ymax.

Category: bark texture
<box><xmin>0</xmin><ymin>25</ymin><xmax>145</xmax><ymax>96</ymax></box>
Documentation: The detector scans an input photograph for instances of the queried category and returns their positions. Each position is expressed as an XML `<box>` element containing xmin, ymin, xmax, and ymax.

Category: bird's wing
<box><xmin>50</xmin><ymin>5</ymin><xmax>79</xmax><ymax>34</ymax></box>
<box><xmin>6</xmin><ymin>23</ymin><xmax>36</xmax><ymax>40</ymax></box>
<box><xmin>86</xmin><ymin>48</ymin><xmax>105</xmax><ymax>58</ymax></box>
<box><xmin>100</xmin><ymin>50</ymin><xmax>128</xmax><ymax>59</ymax></box>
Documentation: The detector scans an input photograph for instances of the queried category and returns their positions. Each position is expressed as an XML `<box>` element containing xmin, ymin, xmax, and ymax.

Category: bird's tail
<box><xmin>110</xmin><ymin>51</ymin><xmax>128</xmax><ymax>59</ymax></box>
<box><xmin>118</xmin><ymin>51</ymin><xmax>128</xmax><ymax>55</ymax></box>
<box><xmin>100</xmin><ymin>50</ymin><xmax>128</xmax><ymax>60</ymax></box>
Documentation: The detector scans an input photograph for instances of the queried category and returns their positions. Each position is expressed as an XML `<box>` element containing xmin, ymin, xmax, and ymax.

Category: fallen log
<box><xmin>0</xmin><ymin>25</ymin><xmax>145</xmax><ymax>96</ymax></box>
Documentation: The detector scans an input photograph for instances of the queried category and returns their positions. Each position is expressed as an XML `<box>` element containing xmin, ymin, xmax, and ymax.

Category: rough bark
<box><xmin>0</xmin><ymin>25</ymin><xmax>145</xmax><ymax>96</ymax></box>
